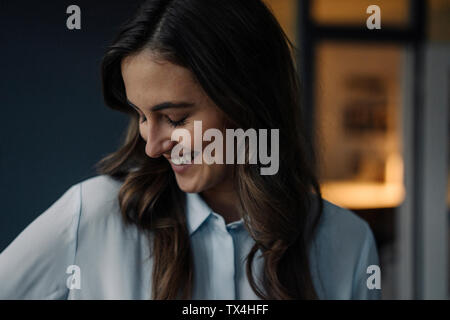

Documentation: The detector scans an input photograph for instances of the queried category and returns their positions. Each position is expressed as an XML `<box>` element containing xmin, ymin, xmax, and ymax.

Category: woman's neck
<box><xmin>200</xmin><ymin>178</ymin><xmax>241</xmax><ymax>225</ymax></box>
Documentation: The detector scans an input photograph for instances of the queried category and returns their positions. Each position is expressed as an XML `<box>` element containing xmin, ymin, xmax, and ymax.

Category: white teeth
<box><xmin>171</xmin><ymin>153</ymin><xmax>193</xmax><ymax>165</ymax></box>
<box><xmin>171</xmin><ymin>157</ymin><xmax>182</xmax><ymax>165</ymax></box>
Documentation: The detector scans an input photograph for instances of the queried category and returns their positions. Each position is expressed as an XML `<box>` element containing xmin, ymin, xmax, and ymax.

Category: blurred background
<box><xmin>265</xmin><ymin>0</ymin><xmax>449</xmax><ymax>299</ymax></box>
<box><xmin>0</xmin><ymin>0</ymin><xmax>448</xmax><ymax>299</ymax></box>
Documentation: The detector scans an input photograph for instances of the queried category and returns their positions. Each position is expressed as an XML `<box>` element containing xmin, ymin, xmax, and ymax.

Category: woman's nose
<box><xmin>144</xmin><ymin>124</ymin><xmax>175</xmax><ymax>158</ymax></box>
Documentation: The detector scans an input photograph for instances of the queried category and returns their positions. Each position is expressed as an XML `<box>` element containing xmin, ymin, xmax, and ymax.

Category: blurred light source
<box><xmin>321</xmin><ymin>152</ymin><xmax>405</xmax><ymax>209</ymax></box>
<box><xmin>315</xmin><ymin>43</ymin><xmax>405</xmax><ymax>210</ymax></box>
<box><xmin>321</xmin><ymin>180</ymin><xmax>405</xmax><ymax>210</ymax></box>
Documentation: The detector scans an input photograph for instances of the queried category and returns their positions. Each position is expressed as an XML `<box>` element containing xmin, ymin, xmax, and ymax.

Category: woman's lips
<box><xmin>169</xmin><ymin>161</ymin><xmax>193</xmax><ymax>174</ymax></box>
<box><xmin>168</xmin><ymin>151</ymin><xmax>200</xmax><ymax>174</ymax></box>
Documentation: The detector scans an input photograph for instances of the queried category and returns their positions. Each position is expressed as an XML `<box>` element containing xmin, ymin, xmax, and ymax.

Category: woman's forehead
<box><xmin>121</xmin><ymin>51</ymin><xmax>202</xmax><ymax>109</ymax></box>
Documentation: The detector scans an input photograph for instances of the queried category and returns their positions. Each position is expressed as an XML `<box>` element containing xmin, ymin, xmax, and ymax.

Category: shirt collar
<box><xmin>185</xmin><ymin>192</ymin><xmax>214</xmax><ymax>235</ymax></box>
<box><xmin>185</xmin><ymin>192</ymin><xmax>245</xmax><ymax>235</ymax></box>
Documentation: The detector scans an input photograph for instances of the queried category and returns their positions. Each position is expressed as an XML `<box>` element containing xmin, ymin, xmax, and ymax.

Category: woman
<box><xmin>0</xmin><ymin>0</ymin><xmax>380</xmax><ymax>299</ymax></box>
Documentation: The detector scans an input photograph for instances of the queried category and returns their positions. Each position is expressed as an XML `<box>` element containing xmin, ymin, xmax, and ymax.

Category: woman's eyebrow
<box><xmin>126</xmin><ymin>99</ymin><xmax>194</xmax><ymax>112</ymax></box>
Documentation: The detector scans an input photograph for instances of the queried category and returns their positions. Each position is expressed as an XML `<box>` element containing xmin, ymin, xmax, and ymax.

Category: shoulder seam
<box><xmin>65</xmin><ymin>183</ymin><xmax>82</xmax><ymax>299</ymax></box>
<box><xmin>73</xmin><ymin>183</ymin><xmax>82</xmax><ymax>259</ymax></box>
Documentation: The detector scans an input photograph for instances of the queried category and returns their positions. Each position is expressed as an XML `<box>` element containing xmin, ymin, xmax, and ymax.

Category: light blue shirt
<box><xmin>0</xmin><ymin>175</ymin><xmax>381</xmax><ymax>299</ymax></box>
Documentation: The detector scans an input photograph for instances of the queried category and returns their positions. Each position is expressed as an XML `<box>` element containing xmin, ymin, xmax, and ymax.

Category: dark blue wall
<box><xmin>0</xmin><ymin>1</ymin><xmax>141</xmax><ymax>251</ymax></box>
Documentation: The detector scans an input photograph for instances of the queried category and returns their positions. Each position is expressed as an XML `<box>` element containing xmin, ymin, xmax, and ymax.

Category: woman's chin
<box><xmin>175</xmin><ymin>176</ymin><xmax>203</xmax><ymax>194</ymax></box>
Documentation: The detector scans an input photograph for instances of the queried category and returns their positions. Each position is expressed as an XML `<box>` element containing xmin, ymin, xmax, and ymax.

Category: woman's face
<box><xmin>121</xmin><ymin>50</ymin><xmax>231</xmax><ymax>193</ymax></box>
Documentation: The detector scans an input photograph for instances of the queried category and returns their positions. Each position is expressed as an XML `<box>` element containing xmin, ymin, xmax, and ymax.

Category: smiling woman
<box><xmin>0</xmin><ymin>0</ymin><xmax>380</xmax><ymax>300</ymax></box>
<box><xmin>119</xmin><ymin>51</ymin><xmax>233</xmax><ymax>195</ymax></box>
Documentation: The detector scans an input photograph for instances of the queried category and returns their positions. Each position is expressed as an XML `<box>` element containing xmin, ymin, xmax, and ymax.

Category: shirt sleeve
<box><xmin>0</xmin><ymin>183</ymin><xmax>81</xmax><ymax>299</ymax></box>
<box><xmin>351</xmin><ymin>222</ymin><xmax>382</xmax><ymax>300</ymax></box>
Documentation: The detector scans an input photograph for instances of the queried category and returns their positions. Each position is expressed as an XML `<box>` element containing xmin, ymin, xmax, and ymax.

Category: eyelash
<box><xmin>138</xmin><ymin>114</ymin><xmax>187</xmax><ymax>128</ymax></box>
<box><xmin>165</xmin><ymin>115</ymin><xmax>188</xmax><ymax>128</ymax></box>
<box><xmin>138</xmin><ymin>114</ymin><xmax>146</xmax><ymax>124</ymax></box>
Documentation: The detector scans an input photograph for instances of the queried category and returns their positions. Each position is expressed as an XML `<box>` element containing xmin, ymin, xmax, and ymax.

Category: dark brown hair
<box><xmin>97</xmin><ymin>0</ymin><xmax>324</xmax><ymax>299</ymax></box>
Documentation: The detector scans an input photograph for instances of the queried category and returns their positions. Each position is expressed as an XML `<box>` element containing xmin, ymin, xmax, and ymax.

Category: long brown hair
<box><xmin>97</xmin><ymin>0</ymin><xmax>324</xmax><ymax>299</ymax></box>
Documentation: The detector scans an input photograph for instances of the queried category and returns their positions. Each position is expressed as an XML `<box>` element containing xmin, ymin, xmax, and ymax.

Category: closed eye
<box><xmin>165</xmin><ymin>115</ymin><xmax>188</xmax><ymax>128</ymax></box>
<box><xmin>137</xmin><ymin>111</ymin><xmax>187</xmax><ymax>127</ymax></box>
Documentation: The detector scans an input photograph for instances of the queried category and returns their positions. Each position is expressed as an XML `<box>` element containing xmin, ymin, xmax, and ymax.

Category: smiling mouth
<box><xmin>169</xmin><ymin>151</ymin><xmax>200</xmax><ymax>165</ymax></box>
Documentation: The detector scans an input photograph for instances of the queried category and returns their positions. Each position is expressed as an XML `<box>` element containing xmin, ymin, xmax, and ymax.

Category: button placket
<box><xmin>208</xmin><ymin>213</ymin><xmax>235</xmax><ymax>299</ymax></box>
